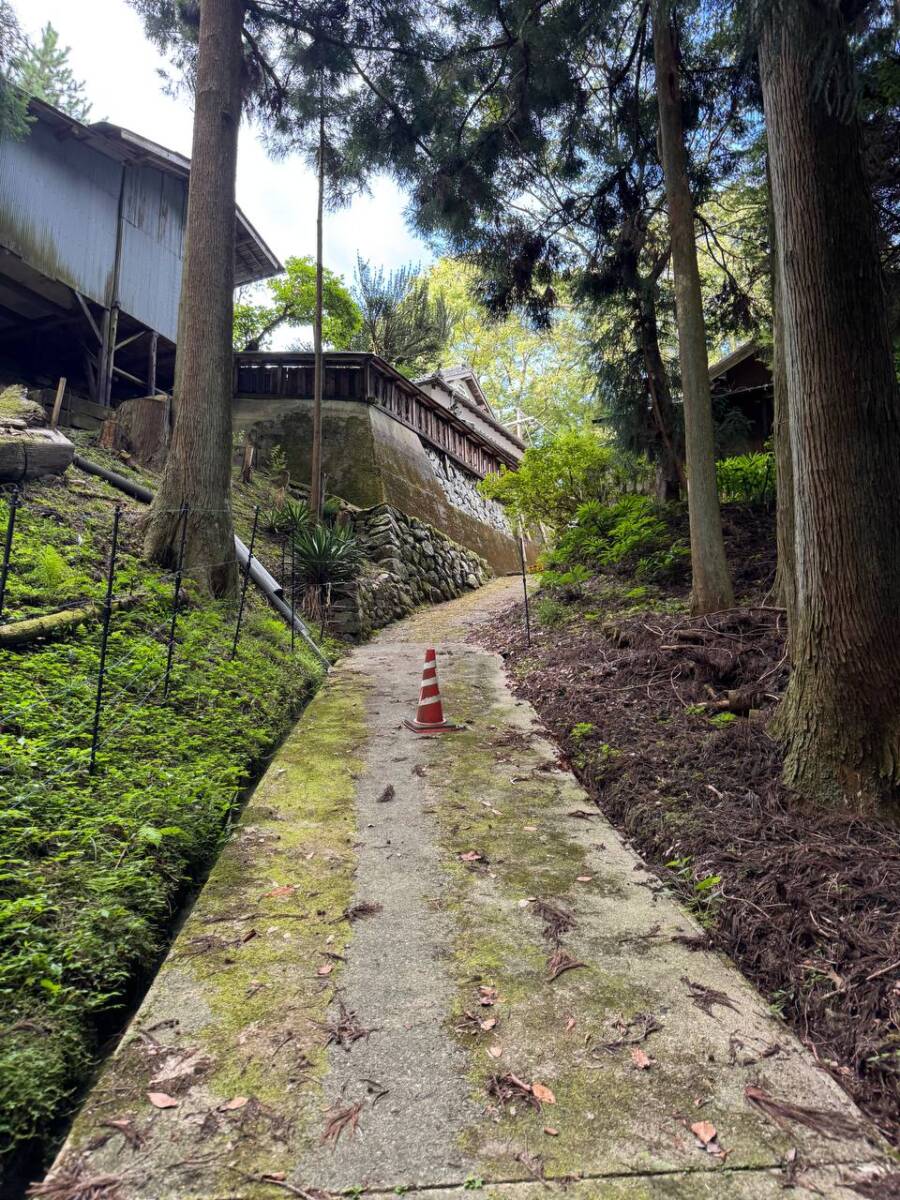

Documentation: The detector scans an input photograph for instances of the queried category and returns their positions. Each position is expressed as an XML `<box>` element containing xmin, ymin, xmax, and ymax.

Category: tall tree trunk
<box><xmin>766</xmin><ymin>157</ymin><xmax>796</xmax><ymax>633</ymax></box>
<box><xmin>760</xmin><ymin>2</ymin><xmax>900</xmax><ymax>811</ymax></box>
<box><xmin>310</xmin><ymin>75</ymin><xmax>325</xmax><ymax>521</ymax></box>
<box><xmin>636</xmin><ymin>286</ymin><xmax>684</xmax><ymax>501</ymax></box>
<box><xmin>651</xmin><ymin>0</ymin><xmax>733</xmax><ymax>613</ymax></box>
<box><xmin>143</xmin><ymin>0</ymin><xmax>244</xmax><ymax>596</ymax></box>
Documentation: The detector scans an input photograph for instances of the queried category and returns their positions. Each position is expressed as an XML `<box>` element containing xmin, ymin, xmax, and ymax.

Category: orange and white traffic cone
<box><xmin>403</xmin><ymin>647</ymin><xmax>461</xmax><ymax>734</ymax></box>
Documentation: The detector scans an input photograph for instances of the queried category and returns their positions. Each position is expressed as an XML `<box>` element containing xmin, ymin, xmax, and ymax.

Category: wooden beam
<box><xmin>114</xmin><ymin>329</ymin><xmax>147</xmax><ymax>353</ymax></box>
<box><xmin>147</xmin><ymin>331</ymin><xmax>158</xmax><ymax>395</ymax></box>
<box><xmin>49</xmin><ymin>377</ymin><xmax>67</xmax><ymax>429</ymax></box>
<box><xmin>73</xmin><ymin>291</ymin><xmax>103</xmax><ymax>344</ymax></box>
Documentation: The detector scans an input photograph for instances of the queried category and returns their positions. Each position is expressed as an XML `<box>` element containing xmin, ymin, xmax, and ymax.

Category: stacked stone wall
<box><xmin>329</xmin><ymin>504</ymin><xmax>491</xmax><ymax>640</ymax></box>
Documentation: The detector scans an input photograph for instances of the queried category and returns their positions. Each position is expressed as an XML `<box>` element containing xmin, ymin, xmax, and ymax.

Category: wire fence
<box><xmin>0</xmin><ymin>490</ymin><xmax>322</xmax><ymax>785</ymax></box>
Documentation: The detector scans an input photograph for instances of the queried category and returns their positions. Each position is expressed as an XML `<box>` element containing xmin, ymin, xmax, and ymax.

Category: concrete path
<box><xmin>46</xmin><ymin>580</ymin><xmax>890</xmax><ymax>1199</ymax></box>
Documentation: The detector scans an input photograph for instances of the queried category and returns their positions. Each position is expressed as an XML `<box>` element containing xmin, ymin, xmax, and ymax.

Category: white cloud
<box><xmin>13</xmin><ymin>0</ymin><xmax>434</xmax><ymax>295</ymax></box>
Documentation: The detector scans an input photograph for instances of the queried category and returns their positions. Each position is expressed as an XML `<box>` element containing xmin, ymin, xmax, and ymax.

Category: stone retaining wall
<box><xmin>329</xmin><ymin>504</ymin><xmax>491</xmax><ymax>640</ymax></box>
<box><xmin>423</xmin><ymin>446</ymin><xmax>511</xmax><ymax>533</ymax></box>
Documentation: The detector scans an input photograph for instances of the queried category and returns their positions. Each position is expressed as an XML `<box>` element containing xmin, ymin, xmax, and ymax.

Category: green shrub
<box><xmin>716</xmin><ymin>451</ymin><xmax>774</xmax><ymax>505</ymax></box>
<box><xmin>291</xmin><ymin>523</ymin><xmax>361</xmax><ymax>624</ymax></box>
<box><xmin>535</xmin><ymin>596</ymin><xmax>568</xmax><ymax>627</ymax></box>
<box><xmin>27</xmin><ymin>545</ymin><xmax>75</xmax><ymax>594</ymax></box>
<box><xmin>547</xmin><ymin>495</ymin><xmax>686</xmax><ymax>583</ymax></box>
<box><xmin>265</xmin><ymin>496</ymin><xmax>311</xmax><ymax>536</ymax></box>
<box><xmin>539</xmin><ymin>563</ymin><xmax>591</xmax><ymax>599</ymax></box>
<box><xmin>479</xmin><ymin>428</ymin><xmax>651</xmax><ymax>531</ymax></box>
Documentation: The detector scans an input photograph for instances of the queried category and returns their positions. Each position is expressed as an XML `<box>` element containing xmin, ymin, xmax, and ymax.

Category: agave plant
<box><xmin>290</xmin><ymin>523</ymin><xmax>361</xmax><ymax>627</ymax></box>
<box><xmin>265</xmin><ymin>496</ymin><xmax>311</xmax><ymax>536</ymax></box>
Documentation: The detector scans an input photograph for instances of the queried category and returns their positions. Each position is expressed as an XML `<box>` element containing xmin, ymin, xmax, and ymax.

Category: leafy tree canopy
<box><xmin>479</xmin><ymin>427</ymin><xmax>650</xmax><ymax>531</ymax></box>
<box><xmin>233</xmin><ymin>255</ymin><xmax>361</xmax><ymax>351</ymax></box>
<box><xmin>423</xmin><ymin>258</ymin><xmax>597</xmax><ymax>436</ymax></box>
<box><xmin>14</xmin><ymin>22</ymin><xmax>92</xmax><ymax>122</ymax></box>
<box><xmin>350</xmin><ymin>256</ymin><xmax>451</xmax><ymax>374</ymax></box>
<box><xmin>0</xmin><ymin>1</ymin><xmax>28</xmax><ymax>139</ymax></box>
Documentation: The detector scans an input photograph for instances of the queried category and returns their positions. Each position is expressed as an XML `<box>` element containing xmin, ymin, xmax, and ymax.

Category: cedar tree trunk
<box><xmin>144</xmin><ymin>0</ymin><xmax>244</xmax><ymax>596</ymax></box>
<box><xmin>767</xmin><ymin>159</ymin><xmax>796</xmax><ymax>633</ymax></box>
<box><xmin>651</xmin><ymin>0</ymin><xmax>733</xmax><ymax>612</ymax></box>
<box><xmin>637</xmin><ymin>286</ymin><xmax>684</xmax><ymax>501</ymax></box>
<box><xmin>760</xmin><ymin>3</ymin><xmax>900</xmax><ymax>810</ymax></box>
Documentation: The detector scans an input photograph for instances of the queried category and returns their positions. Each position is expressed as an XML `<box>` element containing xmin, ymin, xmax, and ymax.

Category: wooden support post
<box><xmin>103</xmin><ymin>305</ymin><xmax>120</xmax><ymax>407</ymax></box>
<box><xmin>147</xmin><ymin>331</ymin><xmax>158</xmax><ymax>395</ymax></box>
<box><xmin>49</xmin><ymin>377</ymin><xmax>67</xmax><ymax>429</ymax></box>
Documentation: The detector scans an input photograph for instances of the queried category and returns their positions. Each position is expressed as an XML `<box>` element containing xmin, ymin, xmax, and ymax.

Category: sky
<box><xmin>13</xmin><ymin>0</ymin><xmax>434</xmax><ymax>300</ymax></box>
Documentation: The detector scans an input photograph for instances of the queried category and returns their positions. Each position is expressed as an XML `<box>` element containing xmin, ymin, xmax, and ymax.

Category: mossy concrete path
<box><xmin>46</xmin><ymin>580</ymin><xmax>890</xmax><ymax>1199</ymax></box>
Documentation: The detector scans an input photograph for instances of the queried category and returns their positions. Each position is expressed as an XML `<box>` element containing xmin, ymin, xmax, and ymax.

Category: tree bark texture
<box><xmin>766</xmin><ymin>160</ymin><xmax>796</xmax><ymax>634</ymax></box>
<box><xmin>651</xmin><ymin>0</ymin><xmax>733</xmax><ymax>613</ymax></box>
<box><xmin>636</xmin><ymin>288</ymin><xmax>684</xmax><ymax>501</ymax></box>
<box><xmin>760</xmin><ymin>2</ymin><xmax>900</xmax><ymax>810</ymax></box>
<box><xmin>143</xmin><ymin>0</ymin><xmax>244</xmax><ymax>596</ymax></box>
<box><xmin>310</xmin><ymin>81</ymin><xmax>325</xmax><ymax>521</ymax></box>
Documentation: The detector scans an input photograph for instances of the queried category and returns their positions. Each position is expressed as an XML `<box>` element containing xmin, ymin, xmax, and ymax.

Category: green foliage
<box><xmin>664</xmin><ymin>857</ymin><xmax>723</xmax><ymax>925</ymax></box>
<box><xmin>291</xmin><ymin>523</ymin><xmax>361</xmax><ymax>589</ymax></box>
<box><xmin>716</xmin><ymin>451</ymin><xmax>775</xmax><ymax>505</ymax></box>
<box><xmin>424</xmin><ymin>258</ymin><xmax>597</xmax><ymax>432</ymax></box>
<box><xmin>13</xmin><ymin>22</ymin><xmax>92</xmax><ymax>121</ymax></box>
<box><xmin>570</xmin><ymin>722</ymin><xmax>595</xmax><ymax>740</ymax></box>
<box><xmin>0</xmin><ymin>496</ymin><xmax>324</xmax><ymax>1161</ymax></box>
<box><xmin>710</xmin><ymin>711</ymin><xmax>737</xmax><ymax>728</ymax></box>
<box><xmin>265</xmin><ymin>497</ymin><xmax>311</xmax><ymax>536</ymax></box>
<box><xmin>267</xmin><ymin>444</ymin><xmax>288</xmax><ymax>477</ymax></box>
<box><xmin>546</xmin><ymin>496</ymin><xmax>688</xmax><ymax>585</ymax></box>
<box><xmin>479</xmin><ymin>428</ymin><xmax>649</xmax><ymax>531</ymax></box>
<box><xmin>233</xmin><ymin>256</ymin><xmax>361</xmax><ymax>351</ymax></box>
<box><xmin>539</xmin><ymin>563</ymin><xmax>591</xmax><ymax>599</ymax></box>
<box><xmin>0</xmin><ymin>2</ymin><xmax>29</xmax><ymax>140</ymax></box>
<box><xmin>350</xmin><ymin>257</ymin><xmax>451</xmax><ymax>373</ymax></box>
<box><xmin>534</xmin><ymin>596</ymin><xmax>568</xmax><ymax>627</ymax></box>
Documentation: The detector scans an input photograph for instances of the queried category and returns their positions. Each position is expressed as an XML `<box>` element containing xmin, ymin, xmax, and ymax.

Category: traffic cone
<box><xmin>403</xmin><ymin>647</ymin><xmax>461</xmax><ymax>734</ymax></box>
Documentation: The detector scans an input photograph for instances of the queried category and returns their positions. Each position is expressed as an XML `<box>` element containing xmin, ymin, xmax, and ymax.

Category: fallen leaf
<box><xmin>523</xmin><ymin>825</ymin><xmax>538</xmax><ymax>832</ymax></box>
<box><xmin>147</xmin><ymin>1092</ymin><xmax>178</xmax><ymax>1109</ymax></box>
<box><xmin>547</xmin><ymin>950</ymin><xmax>588</xmax><ymax>981</ymax></box>
<box><xmin>262</xmin><ymin>1173</ymin><xmax>287</xmax><ymax>1183</ymax></box>
<box><xmin>317</xmin><ymin>963</ymin><xmax>334</xmax><ymax>976</ymax></box>
<box><xmin>488</xmin><ymin>1044</ymin><xmax>503</xmax><ymax>1058</ymax></box>
<box><xmin>576</xmin><ymin>875</ymin><xmax>593</xmax><ymax>883</ymax></box>
<box><xmin>543</xmin><ymin>1127</ymin><xmax>559</xmax><ymax>1137</ymax></box>
<box><xmin>377</xmin><ymin>784</ymin><xmax>396</xmax><ymax>804</ymax></box>
<box><xmin>478</xmin><ymin>985</ymin><xmax>498</xmax><ymax>1006</ymax></box>
<box><xmin>531</xmin><ymin>1082</ymin><xmax>556</xmax><ymax>1105</ymax></box>
<box><xmin>222</xmin><ymin>1096</ymin><xmax>249</xmax><ymax>1110</ymax></box>
<box><xmin>480</xmin><ymin>1017</ymin><xmax>497</xmax><ymax>1031</ymax></box>
<box><xmin>242</xmin><ymin>928</ymin><xmax>258</xmax><ymax>943</ymax></box>
<box><xmin>149</xmin><ymin>1048</ymin><xmax>210</xmax><ymax>1087</ymax></box>
<box><xmin>459</xmin><ymin>850</ymin><xmax>483</xmax><ymax>862</ymax></box>
<box><xmin>631</xmin><ymin>1048</ymin><xmax>652</xmax><ymax>1070</ymax></box>
<box><xmin>565</xmin><ymin>1017</ymin><xmax>577</xmax><ymax>1032</ymax></box>
<box><xmin>321</xmin><ymin>1101</ymin><xmax>363</xmax><ymax>1145</ymax></box>
<box><xmin>264</xmin><ymin>885</ymin><xmax>296</xmax><ymax>898</ymax></box>
<box><xmin>690</xmin><ymin>1120</ymin><xmax>717</xmax><ymax>1146</ymax></box>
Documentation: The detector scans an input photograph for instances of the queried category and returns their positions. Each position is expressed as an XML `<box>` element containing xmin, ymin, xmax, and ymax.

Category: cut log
<box><xmin>0</xmin><ymin>596</ymin><xmax>138</xmax><ymax>648</ymax></box>
<box><xmin>98</xmin><ymin>396</ymin><xmax>169</xmax><ymax>469</ymax></box>
<box><xmin>0</xmin><ymin>428</ymin><xmax>75</xmax><ymax>482</ymax></box>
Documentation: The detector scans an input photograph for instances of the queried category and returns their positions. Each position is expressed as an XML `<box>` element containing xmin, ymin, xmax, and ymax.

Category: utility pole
<box><xmin>310</xmin><ymin>70</ymin><xmax>325</xmax><ymax>522</ymax></box>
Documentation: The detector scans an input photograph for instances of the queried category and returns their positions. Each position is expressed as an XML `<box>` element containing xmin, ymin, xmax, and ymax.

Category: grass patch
<box><xmin>0</xmin><ymin>475</ymin><xmax>327</xmax><ymax>1179</ymax></box>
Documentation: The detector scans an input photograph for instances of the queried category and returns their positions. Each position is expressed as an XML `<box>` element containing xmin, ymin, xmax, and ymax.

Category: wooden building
<box><xmin>0</xmin><ymin>97</ymin><xmax>280</xmax><ymax>407</ymax></box>
<box><xmin>709</xmin><ymin>339</ymin><xmax>774</xmax><ymax>454</ymax></box>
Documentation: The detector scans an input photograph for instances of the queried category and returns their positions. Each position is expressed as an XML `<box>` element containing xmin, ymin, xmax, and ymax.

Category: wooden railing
<box><xmin>233</xmin><ymin>351</ymin><xmax>520</xmax><ymax>478</ymax></box>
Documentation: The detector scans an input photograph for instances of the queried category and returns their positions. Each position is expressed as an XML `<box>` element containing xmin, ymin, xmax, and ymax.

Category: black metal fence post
<box><xmin>163</xmin><ymin>502</ymin><xmax>189</xmax><ymax>699</ymax></box>
<box><xmin>231</xmin><ymin>505</ymin><xmax>259</xmax><ymax>660</ymax></box>
<box><xmin>0</xmin><ymin>487</ymin><xmax>19</xmax><ymax>621</ymax></box>
<box><xmin>518</xmin><ymin>526</ymin><xmax>531</xmax><ymax>648</ymax></box>
<box><xmin>289</xmin><ymin>536</ymin><xmax>296</xmax><ymax>653</ymax></box>
<box><xmin>89</xmin><ymin>504</ymin><xmax>121</xmax><ymax>774</ymax></box>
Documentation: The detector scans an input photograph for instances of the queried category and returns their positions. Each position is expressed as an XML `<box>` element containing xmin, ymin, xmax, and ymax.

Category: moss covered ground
<box><xmin>0</xmin><ymin>462</ymin><xmax>329</xmax><ymax>1187</ymax></box>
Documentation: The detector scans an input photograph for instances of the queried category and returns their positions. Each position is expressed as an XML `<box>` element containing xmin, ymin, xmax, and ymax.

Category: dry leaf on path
<box><xmin>691</xmin><ymin>1120</ymin><xmax>717</xmax><ymax>1145</ymax></box>
<box><xmin>543</xmin><ymin>1127</ymin><xmax>559</xmax><ymax>1137</ymax></box>
<box><xmin>264</xmin><ymin>885</ymin><xmax>296</xmax><ymax>898</ymax></box>
<box><xmin>316</xmin><ymin>963</ymin><xmax>334</xmax><ymax>976</ymax></box>
<box><xmin>744</xmin><ymin>1085</ymin><xmax>862</xmax><ymax>1139</ymax></box>
<box><xmin>321</xmin><ymin>1101</ymin><xmax>363</xmax><ymax>1146</ymax></box>
<box><xmin>459</xmin><ymin>850</ymin><xmax>483</xmax><ymax>862</ymax></box>
<box><xmin>147</xmin><ymin>1092</ymin><xmax>178</xmax><ymax>1109</ymax></box>
<box><xmin>488</xmin><ymin>1044</ymin><xmax>503</xmax><ymax>1058</ymax></box>
<box><xmin>531</xmin><ymin>1081</ymin><xmax>556</xmax><ymax>1105</ymax></box>
<box><xmin>478</xmin><ymin>985</ymin><xmax>498</xmax><ymax>1006</ymax></box>
<box><xmin>377</xmin><ymin>784</ymin><xmax>396</xmax><ymax>803</ymax></box>
<box><xmin>547</xmin><ymin>950</ymin><xmax>587</xmax><ymax>981</ymax></box>
<box><xmin>576</xmin><ymin>875</ymin><xmax>593</xmax><ymax>883</ymax></box>
<box><xmin>480</xmin><ymin>1017</ymin><xmax>497</xmax><ymax>1031</ymax></box>
<box><xmin>631</xmin><ymin>1048</ymin><xmax>652</xmax><ymax>1070</ymax></box>
<box><xmin>221</xmin><ymin>1096</ymin><xmax>249</xmax><ymax>1111</ymax></box>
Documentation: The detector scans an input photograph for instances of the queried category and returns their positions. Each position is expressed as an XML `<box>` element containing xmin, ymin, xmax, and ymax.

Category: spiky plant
<box><xmin>290</xmin><ymin>523</ymin><xmax>361</xmax><ymax>626</ymax></box>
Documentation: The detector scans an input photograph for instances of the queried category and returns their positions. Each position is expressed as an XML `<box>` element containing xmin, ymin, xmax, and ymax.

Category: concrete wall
<box><xmin>233</xmin><ymin>395</ymin><xmax>524</xmax><ymax>574</ymax></box>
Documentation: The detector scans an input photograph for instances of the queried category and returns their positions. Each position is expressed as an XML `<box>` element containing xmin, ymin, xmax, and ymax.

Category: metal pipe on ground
<box><xmin>71</xmin><ymin>454</ymin><xmax>330</xmax><ymax>668</ymax></box>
